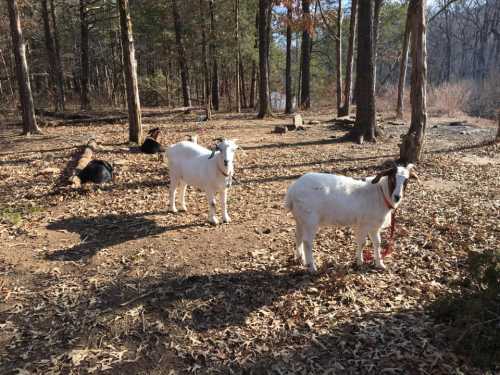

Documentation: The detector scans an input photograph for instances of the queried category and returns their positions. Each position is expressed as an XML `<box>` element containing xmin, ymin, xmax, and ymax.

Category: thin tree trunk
<box><xmin>249</xmin><ymin>60</ymin><xmax>256</xmax><ymax>108</ymax></box>
<box><xmin>396</xmin><ymin>6</ymin><xmax>411</xmax><ymax>119</ymax></box>
<box><xmin>235</xmin><ymin>0</ymin><xmax>241</xmax><ymax>112</ymax></box>
<box><xmin>117</xmin><ymin>0</ymin><xmax>142</xmax><ymax>143</ymax></box>
<box><xmin>199</xmin><ymin>0</ymin><xmax>211</xmax><ymax>119</ymax></box>
<box><xmin>285</xmin><ymin>4</ymin><xmax>293</xmax><ymax>114</ymax></box>
<box><xmin>373</xmin><ymin>0</ymin><xmax>383</xmax><ymax>88</ymax></box>
<box><xmin>399</xmin><ymin>0</ymin><xmax>427</xmax><ymax>163</ymax></box>
<box><xmin>353</xmin><ymin>0</ymin><xmax>377</xmax><ymax>143</ymax></box>
<box><xmin>172</xmin><ymin>0</ymin><xmax>191</xmax><ymax>107</ymax></box>
<box><xmin>340</xmin><ymin>0</ymin><xmax>357</xmax><ymax>116</ymax></box>
<box><xmin>79</xmin><ymin>0</ymin><xmax>91</xmax><ymax>110</ymax></box>
<box><xmin>6</xmin><ymin>0</ymin><xmax>41</xmax><ymax>135</ymax></box>
<box><xmin>239</xmin><ymin>56</ymin><xmax>247</xmax><ymax>108</ymax></box>
<box><xmin>49</xmin><ymin>0</ymin><xmax>65</xmax><ymax>111</ymax></box>
<box><xmin>0</xmin><ymin>41</ymin><xmax>15</xmax><ymax>99</ymax></box>
<box><xmin>209</xmin><ymin>0</ymin><xmax>219</xmax><ymax>111</ymax></box>
<box><xmin>257</xmin><ymin>0</ymin><xmax>272</xmax><ymax>118</ymax></box>
<box><xmin>336</xmin><ymin>0</ymin><xmax>343</xmax><ymax>114</ymax></box>
<box><xmin>300</xmin><ymin>0</ymin><xmax>312</xmax><ymax>109</ymax></box>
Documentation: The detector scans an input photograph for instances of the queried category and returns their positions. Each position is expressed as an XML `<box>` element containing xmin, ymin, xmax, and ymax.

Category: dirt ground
<box><xmin>0</xmin><ymin>109</ymin><xmax>498</xmax><ymax>374</ymax></box>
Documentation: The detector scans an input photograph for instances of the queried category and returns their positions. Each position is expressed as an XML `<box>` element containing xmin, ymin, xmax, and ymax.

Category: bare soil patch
<box><xmin>0</xmin><ymin>109</ymin><xmax>498</xmax><ymax>374</ymax></box>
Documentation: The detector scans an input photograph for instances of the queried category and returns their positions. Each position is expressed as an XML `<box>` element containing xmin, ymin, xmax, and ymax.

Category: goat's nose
<box><xmin>224</xmin><ymin>160</ymin><xmax>229</xmax><ymax>167</ymax></box>
<box><xmin>394</xmin><ymin>195</ymin><xmax>400</xmax><ymax>202</ymax></box>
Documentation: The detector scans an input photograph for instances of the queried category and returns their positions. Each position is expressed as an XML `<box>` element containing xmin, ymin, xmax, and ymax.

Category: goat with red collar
<box><xmin>166</xmin><ymin>138</ymin><xmax>239</xmax><ymax>225</ymax></box>
<box><xmin>284</xmin><ymin>163</ymin><xmax>419</xmax><ymax>272</ymax></box>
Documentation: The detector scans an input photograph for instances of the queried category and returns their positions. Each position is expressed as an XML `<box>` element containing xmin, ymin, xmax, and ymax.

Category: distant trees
<box><xmin>300</xmin><ymin>0</ymin><xmax>312</xmax><ymax>109</ymax></box>
<box><xmin>172</xmin><ymin>0</ymin><xmax>191</xmax><ymax>107</ymax></box>
<box><xmin>257</xmin><ymin>0</ymin><xmax>273</xmax><ymax>118</ymax></box>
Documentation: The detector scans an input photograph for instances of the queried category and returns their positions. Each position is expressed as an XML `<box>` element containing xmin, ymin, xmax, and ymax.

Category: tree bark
<box><xmin>373</xmin><ymin>0</ymin><xmax>383</xmax><ymax>88</ymax></box>
<box><xmin>235</xmin><ymin>0</ymin><xmax>241</xmax><ymax>113</ymax></box>
<box><xmin>117</xmin><ymin>0</ymin><xmax>142</xmax><ymax>143</ymax></box>
<box><xmin>336</xmin><ymin>0</ymin><xmax>343</xmax><ymax>114</ymax></box>
<box><xmin>249</xmin><ymin>60</ymin><xmax>256</xmax><ymax>108</ymax></box>
<box><xmin>172</xmin><ymin>0</ymin><xmax>191</xmax><ymax>107</ymax></box>
<box><xmin>285</xmin><ymin>4</ymin><xmax>293</xmax><ymax>114</ymax></box>
<box><xmin>399</xmin><ymin>0</ymin><xmax>427</xmax><ymax>163</ymax></box>
<box><xmin>79</xmin><ymin>0</ymin><xmax>91</xmax><ymax>110</ymax></box>
<box><xmin>49</xmin><ymin>0</ymin><xmax>65</xmax><ymax>111</ymax></box>
<box><xmin>199</xmin><ymin>0</ymin><xmax>211</xmax><ymax>119</ymax></box>
<box><xmin>353</xmin><ymin>0</ymin><xmax>377</xmax><ymax>143</ymax></box>
<box><xmin>300</xmin><ymin>0</ymin><xmax>312</xmax><ymax>109</ymax></box>
<box><xmin>339</xmin><ymin>0</ymin><xmax>357</xmax><ymax>116</ymax></box>
<box><xmin>257</xmin><ymin>0</ymin><xmax>273</xmax><ymax>118</ymax></box>
<box><xmin>6</xmin><ymin>0</ymin><xmax>41</xmax><ymax>135</ymax></box>
<box><xmin>239</xmin><ymin>57</ymin><xmax>247</xmax><ymax>108</ymax></box>
<box><xmin>396</xmin><ymin>6</ymin><xmax>411</xmax><ymax>119</ymax></box>
<box><xmin>209</xmin><ymin>0</ymin><xmax>219</xmax><ymax>111</ymax></box>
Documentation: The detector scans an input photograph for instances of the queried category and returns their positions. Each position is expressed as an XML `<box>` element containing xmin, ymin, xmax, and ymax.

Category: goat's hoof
<box><xmin>179</xmin><ymin>206</ymin><xmax>187</xmax><ymax>212</ymax></box>
<box><xmin>356</xmin><ymin>258</ymin><xmax>364</xmax><ymax>267</ymax></box>
<box><xmin>222</xmin><ymin>216</ymin><xmax>231</xmax><ymax>223</ymax></box>
<box><xmin>307</xmin><ymin>264</ymin><xmax>318</xmax><ymax>274</ymax></box>
<box><xmin>375</xmin><ymin>262</ymin><xmax>387</xmax><ymax>270</ymax></box>
<box><xmin>170</xmin><ymin>208</ymin><xmax>178</xmax><ymax>213</ymax></box>
<box><xmin>208</xmin><ymin>217</ymin><xmax>219</xmax><ymax>225</ymax></box>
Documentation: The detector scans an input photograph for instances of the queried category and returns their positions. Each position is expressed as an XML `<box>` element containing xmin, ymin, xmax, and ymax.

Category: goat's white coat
<box><xmin>167</xmin><ymin>139</ymin><xmax>238</xmax><ymax>224</ymax></box>
<box><xmin>285</xmin><ymin>166</ymin><xmax>413</xmax><ymax>272</ymax></box>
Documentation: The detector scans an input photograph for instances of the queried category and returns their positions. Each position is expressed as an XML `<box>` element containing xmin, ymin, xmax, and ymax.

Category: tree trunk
<box><xmin>49</xmin><ymin>0</ymin><xmax>65</xmax><ymax>112</ymax></box>
<box><xmin>399</xmin><ymin>0</ymin><xmax>427</xmax><ymax>163</ymax></box>
<box><xmin>172</xmin><ymin>0</ymin><xmax>191</xmax><ymax>107</ymax></box>
<box><xmin>339</xmin><ymin>0</ymin><xmax>357</xmax><ymax>116</ymax></box>
<box><xmin>239</xmin><ymin>57</ymin><xmax>247</xmax><ymax>108</ymax></box>
<box><xmin>209</xmin><ymin>0</ymin><xmax>219</xmax><ymax>111</ymax></box>
<box><xmin>285</xmin><ymin>4</ymin><xmax>293</xmax><ymax>114</ymax></box>
<box><xmin>235</xmin><ymin>0</ymin><xmax>241</xmax><ymax>113</ymax></box>
<box><xmin>373</xmin><ymin>0</ymin><xmax>383</xmax><ymax>89</ymax></box>
<box><xmin>336</xmin><ymin>0</ymin><xmax>343</xmax><ymax>114</ymax></box>
<box><xmin>353</xmin><ymin>0</ymin><xmax>377</xmax><ymax>143</ymax></box>
<box><xmin>7</xmin><ymin>0</ymin><xmax>41</xmax><ymax>135</ymax></box>
<box><xmin>249</xmin><ymin>60</ymin><xmax>256</xmax><ymax>108</ymax></box>
<box><xmin>396</xmin><ymin>6</ymin><xmax>411</xmax><ymax>119</ymax></box>
<box><xmin>300</xmin><ymin>0</ymin><xmax>312</xmax><ymax>109</ymax></box>
<box><xmin>79</xmin><ymin>0</ymin><xmax>91</xmax><ymax>110</ymax></box>
<box><xmin>257</xmin><ymin>0</ymin><xmax>272</xmax><ymax>118</ymax></box>
<box><xmin>117</xmin><ymin>0</ymin><xmax>142</xmax><ymax>143</ymax></box>
<box><xmin>199</xmin><ymin>0</ymin><xmax>211</xmax><ymax>119</ymax></box>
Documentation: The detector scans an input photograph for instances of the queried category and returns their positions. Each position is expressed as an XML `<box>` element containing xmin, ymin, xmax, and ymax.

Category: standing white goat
<box><xmin>167</xmin><ymin>138</ymin><xmax>239</xmax><ymax>224</ymax></box>
<box><xmin>284</xmin><ymin>164</ymin><xmax>418</xmax><ymax>272</ymax></box>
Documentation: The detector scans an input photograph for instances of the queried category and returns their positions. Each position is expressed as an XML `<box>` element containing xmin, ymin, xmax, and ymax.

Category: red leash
<box><xmin>363</xmin><ymin>187</ymin><xmax>396</xmax><ymax>263</ymax></box>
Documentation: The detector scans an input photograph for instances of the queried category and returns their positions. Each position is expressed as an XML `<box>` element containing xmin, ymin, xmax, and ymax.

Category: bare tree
<box><xmin>117</xmin><ymin>0</ymin><xmax>142</xmax><ymax>143</ymax></box>
<box><xmin>172</xmin><ymin>0</ymin><xmax>191</xmax><ymax>107</ymax></box>
<box><xmin>285</xmin><ymin>2</ymin><xmax>293</xmax><ymax>114</ymax></box>
<box><xmin>353</xmin><ymin>0</ymin><xmax>377</xmax><ymax>143</ymax></box>
<box><xmin>49</xmin><ymin>0</ymin><xmax>65</xmax><ymax>112</ymax></box>
<box><xmin>235</xmin><ymin>0</ymin><xmax>241</xmax><ymax>113</ymax></box>
<box><xmin>336</xmin><ymin>0</ymin><xmax>343</xmax><ymax>114</ymax></box>
<box><xmin>199</xmin><ymin>0</ymin><xmax>212</xmax><ymax>119</ymax></box>
<box><xmin>6</xmin><ymin>0</ymin><xmax>41</xmax><ymax>135</ymax></box>
<box><xmin>396</xmin><ymin>6</ymin><xmax>411</xmax><ymax>119</ymax></box>
<box><xmin>400</xmin><ymin>0</ymin><xmax>428</xmax><ymax>163</ymax></box>
<box><xmin>300</xmin><ymin>0</ymin><xmax>312</xmax><ymax>109</ymax></box>
<box><xmin>257</xmin><ymin>0</ymin><xmax>273</xmax><ymax>118</ymax></box>
<box><xmin>79</xmin><ymin>0</ymin><xmax>91</xmax><ymax>110</ymax></box>
<box><xmin>339</xmin><ymin>0</ymin><xmax>357</xmax><ymax>116</ymax></box>
<box><xmin>209</xmin><ymin>0</ymin><xmax>219</xmax><ymax>111</ymax></box>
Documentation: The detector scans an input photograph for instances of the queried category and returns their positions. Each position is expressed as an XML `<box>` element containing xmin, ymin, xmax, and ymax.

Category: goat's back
<box><xmin>286</xmin><ymin>173</ymin><xmax>381</xmax><ymax>227</ymax></box>
<box><xmin>167</xmin><ymin>141</ymin><xmax>210</xmax><ymax>160</ymax></box>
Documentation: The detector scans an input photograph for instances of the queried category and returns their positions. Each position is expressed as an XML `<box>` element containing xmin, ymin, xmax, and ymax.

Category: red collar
<box><xmin>379</xmin><ymin>186</ymin><xmax>395</xmax><ymax>210</ymax></box>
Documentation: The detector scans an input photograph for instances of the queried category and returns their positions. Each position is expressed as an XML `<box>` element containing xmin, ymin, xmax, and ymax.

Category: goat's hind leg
<box><xmin>294</xmin><ymin>220</ymin><xmax>305</xmax><ymax>265</ymax></box>
<box><xmin>302</xmin><ymin>222</ymin><xmax>319</xmax><ymax>273</ymax></box>
<box><xmin>178</xmin><ymin>182</ymin><xmax>187</xmax><ymax>211</ymax></box>
<box><xmin>368</xmin><ymin>230</ymin><xmax>385</xmax><ymax>269</ymax></box>
<box><xmin>355</xmin><ymin>227</ymin><xmax>368</xmax><ymax>266</ymax></box>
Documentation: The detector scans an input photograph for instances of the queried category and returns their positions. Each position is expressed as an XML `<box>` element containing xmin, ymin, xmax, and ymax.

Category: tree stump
<box><xmin>68</xmin><ymin>138</ymin><xmax>97</xmax><ymax>188</ymax></box>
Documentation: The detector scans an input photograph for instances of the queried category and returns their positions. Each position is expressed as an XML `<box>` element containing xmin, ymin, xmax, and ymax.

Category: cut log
<box><xmin>69</xmin><ymin>138</ymin><xmax>97</xmax><ymax>188</ymax></box>
<box><xmin>293</xmin><ymin>114</ymin><xmax>303</xmax><ymax>129</ymax></box>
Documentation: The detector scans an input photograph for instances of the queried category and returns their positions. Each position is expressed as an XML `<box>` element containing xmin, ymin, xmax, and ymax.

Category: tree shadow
<box><xmin>45</xmin><ymin>212</ymin><xmax>203</xmax><ymax>261</ymax></box>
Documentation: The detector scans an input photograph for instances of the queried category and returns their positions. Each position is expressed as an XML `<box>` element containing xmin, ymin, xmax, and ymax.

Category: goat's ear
<box><xmin>371</xmin><ymin>168</ymin><xmax>394</xmax><ymax>184</ymax></box>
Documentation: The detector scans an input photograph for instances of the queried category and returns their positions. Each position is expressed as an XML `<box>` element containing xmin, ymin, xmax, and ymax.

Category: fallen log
<box><xmin>68</xmin><ymin>138</ymin><xmax>98</xmax><ymax>188</ymax></box>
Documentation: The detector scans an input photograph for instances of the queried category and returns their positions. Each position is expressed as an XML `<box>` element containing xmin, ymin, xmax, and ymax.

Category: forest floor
<box><xmin>0</xmin><ymin>108</ymin><xmax>498</xmax><ymax>374</ymax></box>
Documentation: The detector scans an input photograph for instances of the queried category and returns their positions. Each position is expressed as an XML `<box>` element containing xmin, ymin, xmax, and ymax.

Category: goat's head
<box><xmin>372</xmin><ymin>163</ymin><xmax>419</xmax><ymax>207</ymax></box>
<box><xmin>148</xmin><ymin>128</ymin><xmax>161</xmax><ymax>140</ymax></box>
<box><xmin>208</xmin><ymin>138</ymin><xmax>239</xmax><ymax>171</ymax></box>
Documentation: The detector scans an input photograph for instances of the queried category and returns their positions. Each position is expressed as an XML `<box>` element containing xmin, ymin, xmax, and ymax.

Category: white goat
<box><xmin>284</xmin><ymin>164</ymin><xmax>418</xmax><ymax>272</ymax></box>
<box><xmin>167</xmin><ymin>138</ymin><xmax>239</xmax><ymax>224</ymax></box>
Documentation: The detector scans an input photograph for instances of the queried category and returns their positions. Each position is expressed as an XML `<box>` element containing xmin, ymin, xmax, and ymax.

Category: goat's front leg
<box><xmin>178</xmin><ymin>182</ymin><xmax>187</xmax><ymax>211</ymax></box>
<box><xmin>207</xmin><ymin>191</ymin><xmax>218</xmax><ymax>225</ymax></box>
<box><xmin>355</xmin><ymin>227</ymin><xmax>368</xmax><ymax>266</ymax></box>
<box><xmin>221</xmin><ymin>188</ymin><xmax>231</xmax><ymax>223</ymax></box>
<box><xmin>369</xmin><ymin>230</ymin><xmax>385</xmax><ymax>269</ymax></box>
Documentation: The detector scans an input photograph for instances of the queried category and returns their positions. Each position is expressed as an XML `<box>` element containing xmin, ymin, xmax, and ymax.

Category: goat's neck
<box><xmin>215</xmin><ymin>153</ymin><xmax>230</xmax><ymax>177</ymax></box>
<box><xmin>379</xmin><ymin>176</ymin><xmax>394</xmax><ymax>210</ymax></box>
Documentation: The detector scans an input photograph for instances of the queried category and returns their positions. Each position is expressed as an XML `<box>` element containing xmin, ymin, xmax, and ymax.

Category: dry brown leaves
<box><xmin>0</xmin><ymin>111</ymin><xmax>498</xmax><ymax>374</ymax></box>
